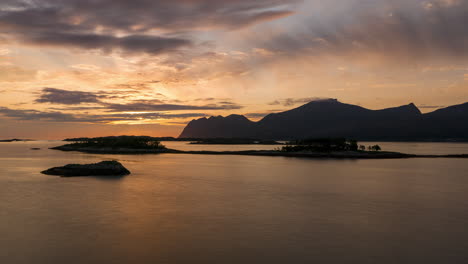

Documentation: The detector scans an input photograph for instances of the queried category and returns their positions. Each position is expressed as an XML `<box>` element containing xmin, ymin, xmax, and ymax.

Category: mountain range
<box><xmin>179</xmin><ymin>99</ymin><xmax>468</xmax><ymax>141</ymax></box>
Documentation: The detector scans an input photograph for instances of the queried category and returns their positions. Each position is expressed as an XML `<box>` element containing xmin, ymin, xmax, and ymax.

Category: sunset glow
<box><xmin>1</xmin><ymin>0</ymin><xmax>468</xmax><ymax>139</ymax></box>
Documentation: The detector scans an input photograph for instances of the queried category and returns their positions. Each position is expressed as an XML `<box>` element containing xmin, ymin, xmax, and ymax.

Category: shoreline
<box><xmin>50</xmin><ymin>145</ymin><xmax>468</xmax><ymax>159</ymax></box>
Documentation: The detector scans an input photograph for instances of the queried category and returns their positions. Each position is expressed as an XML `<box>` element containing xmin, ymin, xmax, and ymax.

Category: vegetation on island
<box><xmin>281</xmin><ymin>138</ymin><xmax>381</xmax><ymax>153</ymax></box>
<box><xmin>51</xmin><ymin>136</ymin><xmax>468</xmax><ymax>159</ymax></box>
<box><xmin>189</xmin><ymin>138</ymin><xmax>282</xmax><ymax>145</ymax></box>
<box><xmin>62</xmin><ymin>136</ymin><xmax>166</xmax><ymax>149</ymax></box>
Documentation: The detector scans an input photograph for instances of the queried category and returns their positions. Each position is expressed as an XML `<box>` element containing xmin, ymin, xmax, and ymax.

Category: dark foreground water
<box><xmin>1</xmin><ymin>141</ymin><xmax>468</xmax><ymax>264</ymax></box>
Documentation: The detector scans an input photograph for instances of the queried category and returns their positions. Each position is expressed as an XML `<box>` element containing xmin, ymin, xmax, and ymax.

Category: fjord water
<box><xmin>1</xmin><ymin>141</ymin><xmax>468</xmax><ymax>263</ymax></box>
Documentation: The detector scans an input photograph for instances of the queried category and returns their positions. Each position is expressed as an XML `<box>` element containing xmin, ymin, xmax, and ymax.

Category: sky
<box><xmin>1</xmin><ymin>0</ymin><xmax>468</xmax><ymax>139</ymax></box>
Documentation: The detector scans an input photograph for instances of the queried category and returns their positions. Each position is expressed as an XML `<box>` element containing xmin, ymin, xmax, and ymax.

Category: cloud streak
<box><xmin>105</xmin><ymin>102</ymin><xmax>243</xmax><ymax>112</ymax></box>
<box><xmin>26</xmin><ymin>32</ymin><xmax>191</xmax><ymax>55</ymax></box>
<box><xmin>35</xmin><ymin>88</ymin><xmax>102</xmax><ymax>105</ymax></box>
<box><xmin>268</xmin><ymin>97</ymin><xmax>330</xmax><ymax>107</ymax></box>
<box><xmin>33</xmin><ymin>87</ymin><xmax>244</xmax><ymax>111</ymax></box>
<box><xmin>0</xmin><ymin>106</ymin><xmax>207</xmax><ymax>123</ymax></box>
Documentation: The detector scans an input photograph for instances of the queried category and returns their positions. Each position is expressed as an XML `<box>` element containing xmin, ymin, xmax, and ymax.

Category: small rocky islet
<box><xmin>41</xmin><ymin>161</ymin><xmax>130</xmax><ymax>177</ymax></box>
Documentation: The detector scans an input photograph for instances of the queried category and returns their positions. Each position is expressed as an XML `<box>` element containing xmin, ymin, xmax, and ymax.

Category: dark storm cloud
<box><xmin>55</xmin><ymin>0</ymin><xmax>296</xmax><ymax>30</ymax></box>
<box><xmin>34</xmin><ymin>88</ymin><xmax>244</xmax><ymax>111</ymax></box>
<box><xmin>0</xmin><ymin>107</ymin><xmax>77</xmax><ymax>121</ymax></box>
<box><xmin>260</xmin><ymin>0</ymin><xmax>468</xmax><ymax>60</ymax></box>
<box><xmin>0</xmin><ymin>0</ymin><xmax>297</xmax><ymax>53</ymax></box>
<box><xmin>35</xmin><ymin>88</ymin><xmax>102</xmax><ymax>105</ymax></box>
<box><xmin>0</xmin><ymin>106</ymin><xmax>206</xmax><ymax>123</ymax></box>
<box><xmin>26</xmin><ymin>32</ymin><xmax>191</xmax><ymax>54</ymax></box>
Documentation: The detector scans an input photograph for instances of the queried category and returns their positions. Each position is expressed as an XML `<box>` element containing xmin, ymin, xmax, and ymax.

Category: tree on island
<box><xmin>281</xmin><ymin>138</ymin><xmax>359</xmax><ymax>152</ymax></box>
<box><xmin>368</xmin><ymin>145</ymin><xmax>382</xmax><ymax>152</ymax></box>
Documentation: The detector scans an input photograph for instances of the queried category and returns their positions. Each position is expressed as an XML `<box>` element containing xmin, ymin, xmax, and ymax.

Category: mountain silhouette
<box><xmin>180</xmin><ymin>114</ymin><xmax>256</xmax><ymax>138</ymax></box>
<box><xmin>179</xmin><ymin>99</ymin><xmax>468</xmax><ymax>141</ymax></box>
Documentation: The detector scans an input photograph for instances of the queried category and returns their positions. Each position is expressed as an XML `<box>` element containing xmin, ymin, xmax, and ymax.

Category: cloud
<box><xmin>0</xmin><ymin>0</ymin><xmax>297</xmax><ymax>54</ymax></box>
<box><xmin>33</xmin><ymin>87</ymin><xmax>244</xmax><ymax>111</ymax></box>
<box><xmin>418</xmin><ymin>105</ymin><xmax>445</xmax><ymax>109</ymax></box>
<box><xmin>257</xmin><ymin>0</ymin><xmax>468</xmax><ymax>62</ymax></box>
<box><xmin>194</xmin><ymin>97</ymin><xmax>216</xmax><ymax>101</ymax></box>
<box><xmin>0</xmin><ymin>47</ymin><xmax>10</xmax><ymax>55</ymax></box>
<box><xmin>0</xmin><ymin>106</ymin><xmax>206</xmax><ymax>123</ymax></box>
<box><xmin>35</xmin><ymin>87</ymin><xmax>102</xmax><ymax>105</ymax></box>
<box><xmin>70</xmin><ymin>64</ymin><xmax>101</xmax><ymax>71</ymax></box>
<box><xmin>268</xmin><ymin>97</ymin><xmax>330</xmax><ymax>107</ymax></box>
<box><xmin>25</xmin><ymin>32</ymin><xmax>191</xmax><ymax>55</ymax></box>
<box><xmin>0</xmin><ymin>65</ymin><xmax>36</xmax><ymax>82</ymax></box>
<box><xmin>105</xmin><ymin>102</ymin><xmax>243</xmax><ymax>112</ymax></box>
<box><xmin>0</xmin><ymin>107</ymin><xmax>77</xmax><ymax>122</ymax></box>
<box><xmin>244</xmin><ymin>110</ymin><xmax>280</xmax><ymax>119</ymax></box>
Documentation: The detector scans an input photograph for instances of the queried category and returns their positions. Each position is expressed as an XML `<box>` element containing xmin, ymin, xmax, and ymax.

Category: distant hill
<box><xmin>0</xmin><ymin>138</ymin><xmax>33</xmax><ymax>142</ymax></box>
<box><xmin>179</xmin><ymin>99</ymin><xmax>468</xmax><ymax>141</ymax></box>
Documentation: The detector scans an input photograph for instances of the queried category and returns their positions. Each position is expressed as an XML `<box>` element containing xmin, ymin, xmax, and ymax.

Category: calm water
<box><xmin>1</xmin><ymin>141</ymin><xmax>468</xmax><ymax>263</ymax></box>
<box><xmin>164</xmin><ymin>141</ymin><xmax>468</xmax><ymax>155</ymax></box>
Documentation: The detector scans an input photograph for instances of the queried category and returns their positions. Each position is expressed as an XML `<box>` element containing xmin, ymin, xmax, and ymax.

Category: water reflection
<box><xmin>1</xmin><ymin>141</ymin><xmax>468</xmax><ymax>263</ymax></box>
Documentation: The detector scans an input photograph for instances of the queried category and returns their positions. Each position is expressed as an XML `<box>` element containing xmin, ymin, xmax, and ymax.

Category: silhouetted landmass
<box><xmin>179</xmin><ymin>99</ymin><xmax>468</xmax><ymax>141</ymax></box>
<box><xmin>53</xmin><ymin>145</ymin><xmax>178</xmax><ymax>154</ymax></box>
<box><xmin>41</xmin><ymin>161</ymin><xmax>130</xmax><ymax>177</ymax></box>
<box><xmin>61</xmin><ymin>136</ymin><xmax>166</xmax><ymax>149</ymax></box>
<box><xmin>55</xmin><ymin>136</ymin><xmax>173</xmax><ymax>154</ymax></box>
<box><xmin>49</xmin><ymin>145</ymin><xmax>468</xmax><ymax>159</ymax></box>
<box><xmin>178</xmin><ymin>150</ymin><xmax>414</xmax><ymax>159</ymax></box>
<box><xmin>64</xmin><ymin>136</ymin><xmax>256</xmax><ymax>142</ymax></box>
<box><xmin>190</xmin><ymin>138</ymin><xmax>282</xmax><ymax>145</ymax></box>
<box><xmin>51</xmin><ymin>137</ymin><xmax>467</xmax><ymax>159</ymax></box>
<box><xmin>0</xmin><ymin>138</ymin><xmax>33</xmax><ymax>142</ymax></box>
<box><xmin>282</xmin><ymin>138</ymin><xmax>359</xmax><ymax>152</ymax></box>
<box><xmin>180</xmin><ymin>114</ymin><xmax>256</xmax><ymax>138</ymax></box>
<box><xmin>65</xmin><ymin>136</ymin><xmax>181</xmax><ymax>142</ymax></box>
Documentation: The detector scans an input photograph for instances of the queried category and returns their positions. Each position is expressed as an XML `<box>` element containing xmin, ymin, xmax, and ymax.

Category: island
<box><xmin>41</xmin><ymin>161</ymin><xmax>130</xmax><ymax>177</ymax></box>
<box><xmin>0</xmin><ymin>138</ymin><xmax>33</xmax><ymax>142</ymax></box>
<box><xmin>53</xmin><ymin>136</ymin><xmax>178</xmax><ymax>154</ymax></box>
<box><xmin>189</xmin><ymin>138</ymin><xmax>282</xmax><ymax>145</ymax></box>
<box><xmin>49</xmin><ymin>136</ymin><xmax>468</xmax><ymax>159</ymax></box>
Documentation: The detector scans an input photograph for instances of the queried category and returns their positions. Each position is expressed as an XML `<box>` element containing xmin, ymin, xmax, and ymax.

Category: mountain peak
<box><xmin>377</xmin><ymin>103</ymin><xmax>421</xmax><ymax>115</ymax></box>
<box><xmin>407</xmin><ymin>103</ymin><xmax>421</xmax><ymax>114</ymax></box>
<box><xmin>401</xmin><ymin>102</ymin><xmax>421</xmax><ymax>114</ymax></box>
<box><xmin>226</xmin><ymin>114</ymin><xmax>249</xmax><ymax>120</ymax></box>
<box><xmin>305</xmin><ymin>98</ymin><xmax>340</xmax><ymax>105</ymax></box>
